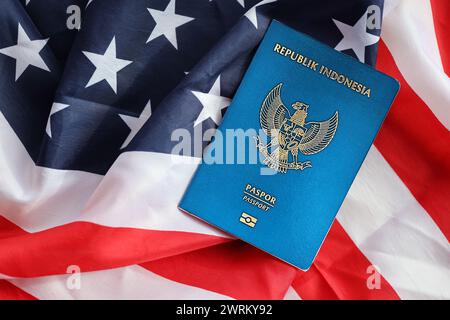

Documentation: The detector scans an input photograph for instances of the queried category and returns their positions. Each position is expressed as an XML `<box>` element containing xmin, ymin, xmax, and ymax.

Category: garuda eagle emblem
<box><xmin>255</xmin><ymin>83</ymin><xmax>339</xmax><ymax>173</ymax></box>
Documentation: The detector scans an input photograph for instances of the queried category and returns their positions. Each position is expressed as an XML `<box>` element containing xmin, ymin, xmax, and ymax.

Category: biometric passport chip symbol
<box><xmin>240</xmin><ymin>212</ymin><xmax>257</xmax><ymax>228</ymax></box>
<box><xmin>255</xmin><ymin>83</ymin><xmax>339</xmax><ymax>173</ymax></box>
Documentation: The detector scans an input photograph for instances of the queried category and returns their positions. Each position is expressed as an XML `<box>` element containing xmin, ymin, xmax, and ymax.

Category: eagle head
<box><xmin>291</xmin><ymin>102</ymin><xmax>309</xmax><ymax>126</ymax></box>
<box><xmin>292</xmin><ymin>102</ymin><xmax>309</xmax><ymax>112</ymax></box>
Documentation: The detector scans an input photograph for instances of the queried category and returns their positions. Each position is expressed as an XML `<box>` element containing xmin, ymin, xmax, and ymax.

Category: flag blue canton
<box><xmin>0</xmin><ymin>0</ymin><xmax>383</xmax><ymax>175</ymax></box>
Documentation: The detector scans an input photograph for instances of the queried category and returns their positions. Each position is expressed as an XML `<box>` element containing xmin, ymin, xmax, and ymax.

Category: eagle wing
<box><xmin>299</xmin><ymin>111</ymin><xmax>338</xmax><ymax>155</ymax></box>
<box><xmin>260</xmin><ymin>83</ymin><xmax>290</xmax><ymax>137</ymax></box>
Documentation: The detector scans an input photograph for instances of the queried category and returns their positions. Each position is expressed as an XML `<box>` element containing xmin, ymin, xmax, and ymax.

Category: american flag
<box><xmin>0</xmin><ymin>0</ymin><xmax>448</xmax><ymax>300</ymax></box>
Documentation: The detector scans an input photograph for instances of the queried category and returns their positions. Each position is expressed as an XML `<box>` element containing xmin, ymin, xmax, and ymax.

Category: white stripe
<box><xmin>337</xmin><ymin>146</ymin><xmax>450</xmax><ymax>300</ymax></box>
<box><xmin>382</xmin><ymin>0</ymin><xmax>400</xmax><ymax>18</ymax></box>
<box><xmin>0</xmin><ymin>112</ymin><xmax>102</xmax><ymax>231</ymax></box>
<box><xmin>0</xmin><ymin>111</ymin><xmax>227</xmax><ymax>238</ymax></box>
<box><xmin>82</xmin><ymin>151</ymin><xmax>228</xmax><ymax>237</ymax></box>
<box><xmin>283</xmin><ymin>286</ymin><xmax>302</xmax><ymax>300</ymax></box>
<box><xmin>382</xmin><ymin>0</ymin><xmax>450</xmax><ymax>130</ymax></box>
<box><xmin>9</xmin><ymin>265</ymin><xmax>232</xmax><ymax>300</ymax></box>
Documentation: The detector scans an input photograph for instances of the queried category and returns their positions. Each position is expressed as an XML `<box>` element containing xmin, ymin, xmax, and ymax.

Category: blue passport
<box><xmin>179</xmin><ymin>21</ymin><xmax>399</xmax><ymax>270</ymax></box>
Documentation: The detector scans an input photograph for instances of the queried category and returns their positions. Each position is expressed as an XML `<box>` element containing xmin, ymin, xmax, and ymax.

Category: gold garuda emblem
<box><xmin>255</xmin><ymin>83</ymin><xmax>339</xmax><ymax>173</ymax></box>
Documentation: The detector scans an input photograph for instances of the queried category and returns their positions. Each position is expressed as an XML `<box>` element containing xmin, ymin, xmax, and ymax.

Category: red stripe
<box><xmin>430</xmin><ymin>0</ymin><xmax>450</xmax><ymax>76</ymax></box>
<box><xmin>144</xmin><ymin>220</ymin><xmax>399</xmax><ymax>300</ymax></box>
<box><xmin>293</xmin><ymin>266</ymin><xmax>339</xmax><ymax>300</ymax></box>
<box><xmin>375</xmin><ymin>41</ymin><xmax>450</xmax><ymax>239</ymax></box>
<box><xmin>1</xmin><ymin>218</ymin><xmax>400</xmax><ymax>299</ymax></box>
<box><xmin>141</xmin><ymin>241</ymin><xmax>297</xmax><ymax>300</ymax></box>
<box><xmin>293</xmin><ymin>222</ymin><xmax>399</xmax><ymax>300</ymax></box>
<box><xmin>0</xmin><ymin>216</ymin><xmax>229</xmax><ymax>278</ymax></box>
<box><xmin>0</xmin><ymin>280</ymin><xmax>36</xmax><ymax>300</ymax></box>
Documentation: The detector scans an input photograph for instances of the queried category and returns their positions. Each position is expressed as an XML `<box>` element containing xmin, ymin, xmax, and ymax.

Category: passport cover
<box><xmin>179</xmin><ymin>20</ymin><xmax>400</xmax><ymax>270</ymax></box>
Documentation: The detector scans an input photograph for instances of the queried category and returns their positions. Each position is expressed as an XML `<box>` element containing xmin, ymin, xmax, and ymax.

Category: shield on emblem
<box><xmin>279</xmin><ymin>119</ymin><xmax>306</xmax><ymax>151</ymax></box>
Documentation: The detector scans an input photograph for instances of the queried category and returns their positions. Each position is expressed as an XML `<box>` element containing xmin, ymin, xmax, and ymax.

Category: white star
<box><xmin>119</xmin><ymin>100</ymin><xmax>152</xmax><ymax>149</ymax></box>
<box><xmin>192</xmin><ymin>75</ymin><xmax>231</xmax><ymax>127</ymax></box>
<box><xmin>147</xmin><ymin>0</ymin><xmax>194</xmax><ymax>50</ymax></box>
<box><xmin>244</xmin><ymin>0</ymin><xmax>277</xmax><ymax>29</ymax></box>
<box><xmin>82</xmin><ymin>36</ymin><xmax>133</xmax><ymax>93</ymax></box>
<box><xmin>46</xmin><ymin>103</ymin><xmax>70</xmax><ymax>138</ymax></box>
<box><xmin>0</xmin><ymin>23</ymin><xmax>50</xmax><ymax>81</ymax></box>
<box><xmin>332</xmin><ymin>11</ymin><xmax>380</xmax><ymax>63</ymax></box>
<box><xmin>25</xmin><ymin>0</ymin><xmax>30</xmax><ymax>5</ymax></box>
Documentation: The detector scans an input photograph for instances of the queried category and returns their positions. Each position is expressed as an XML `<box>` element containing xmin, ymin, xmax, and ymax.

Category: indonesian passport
<box><xmin>179</xmin><ymin>21</ymin><xmax>399</xmax><ymax>270</ymax></box>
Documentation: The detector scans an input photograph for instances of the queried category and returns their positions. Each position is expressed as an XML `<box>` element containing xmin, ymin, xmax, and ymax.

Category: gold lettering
<box><xmin>273</xmin><ymin>42</ymin><xmax>372</xmax><ymax>97</ymax></box>
<box><xmin>356</xmin><ymin>83</ymin><xmax>363</xmax><ymax>93</ymax></box>
<box><xmin>290</xmin><ymin>52</ymin><xmax>299</xmax><ymax>61</ymax></box>
<box><xmin>344</xmin><ymin>77</ymin><xmax>353</xmax><ymax>88</ymax></box>
<box><xmin>331</xmin><ymin>71</ymin><xmax>338</xmax><ymax>80</ymax></box>
<box><xmin>273</xmin><ymin>43</ymin><xmax>282</xmax><ymax>53</ymax></box>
